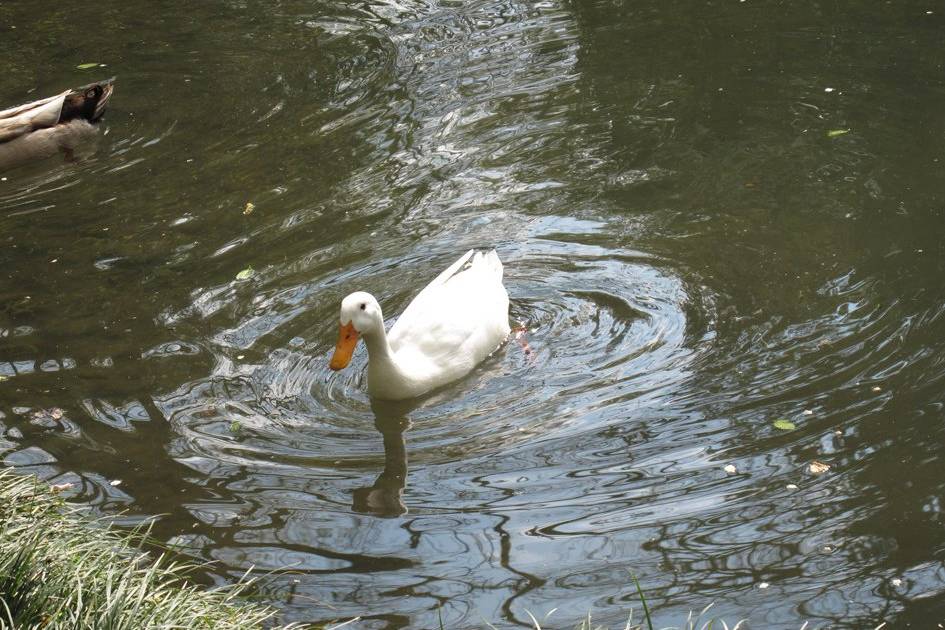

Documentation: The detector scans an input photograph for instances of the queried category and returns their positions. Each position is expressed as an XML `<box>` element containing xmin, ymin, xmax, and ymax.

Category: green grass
<box><xmin>486</xmin><ymin>588</ymin><xmax>749</xmax><ymax>630</ymax></box>
<box><xmin>507</xmin><ymin>603</ymin><xmax>745</xmax><ymax>630</ymax></box>
<box><xmin>478</xmin><ymin>596</ymin><xmax>747</xmax><ymax>630</ymax></box>
<box><xmin>571</xmin><ymin>603</ymin><xmax>746</xmax><ymax>630</ymax></box>
<box><xmin>0</xmin><ymin>468</ymin><xmax>292</xmax><ymax>630</ymax></box>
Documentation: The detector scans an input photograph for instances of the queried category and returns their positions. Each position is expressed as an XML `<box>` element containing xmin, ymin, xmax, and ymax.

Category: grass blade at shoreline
<box><xmin>0</xmin><ymin>468</ymin><xmax>288</xmax><ymax>630</ymax></box>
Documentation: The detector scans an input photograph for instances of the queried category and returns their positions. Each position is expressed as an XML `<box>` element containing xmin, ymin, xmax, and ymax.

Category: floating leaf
<box><xmin>773</xmin><ymin>418</ymin><xmax>797</xmax><ymax>431</ymax></box>
<box><xmin>809</xmin><ymin>461</ymin><xmax>831</xmax><ymax>475</ymax></box>
<box><xmin>77</xmin><ymin>62</ymin><xmax>100</xmax><ymax>70</ymax></box>
<box><xmin>229</xmin><ymin>421</ymin><xmax>242</xmax><ymax>434</ymax></box>
<box><xmin>235</xmin><ymin>266</ymin><xmax>254</xmax><ymax>281</ymax></box>
<box><xmin>243</xmin><ymin>202</ymin><xmax>255</xmax><ymax>215</ymax></box>
<box><xmin>826</xmin><ymin>129</ymin><xmax>850</xmax><ymax>138</ymax></box>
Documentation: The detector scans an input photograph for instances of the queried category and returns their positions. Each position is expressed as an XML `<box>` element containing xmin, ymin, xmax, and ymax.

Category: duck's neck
<box><xmin>361</xmin><ymin>313</ymin><xmax>420</xmax><ymax>399</ymax></box>
<box><xmin>362</xmin><ymin>319</ymin><xmax>402</xmax><ymax>379</ymax></box>
<box><xmin>363</xmin><ymin>328</ymin><xmax>393</xmax><ymax>362</ymax></box>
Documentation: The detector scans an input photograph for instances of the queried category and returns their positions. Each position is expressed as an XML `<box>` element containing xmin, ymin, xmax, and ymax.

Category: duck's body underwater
<box><xmin>330</xmin><ymin>249</ymin><xmax>511</xmax><ymax>400</ymax></box>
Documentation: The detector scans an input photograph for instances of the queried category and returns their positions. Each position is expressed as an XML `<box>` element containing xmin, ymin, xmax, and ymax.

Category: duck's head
<box><xmin>329</xmin><ymin>291</ymin><xmax>382</xmax><ymax>370</ymax></box>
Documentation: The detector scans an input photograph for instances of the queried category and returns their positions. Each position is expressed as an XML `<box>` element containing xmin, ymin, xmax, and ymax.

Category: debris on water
<box><xmin>229</xmin><ymin>421</ymin><xmax>242</xmax><ymax>434</ymax></box>
<box><xmin>236</xmin><ymin>355</ymin><xmax>245</xmax><ymax>360</ymax></box>
<box><xmin>891</xmin><ymin>578</ymin><xmax>903</xmax><ymax>587</ymax></box>
<box><xmin>51</xmin><ymin>482</ymin><xmax>75</xmax><ymax>493</ymax></box>
<box><xmin>77</xmin><ymin>62</ymin><xmax>101</xmax><ymax>69</ymax></box>
<box><xmin>30</xmin><ymin>408</ymin><xmax>65</xmax><ymax>427</ymax></box>
<box><xmin>758</xmin><ymin>582</ymin><xmax>770</xmax><ymax>589</ymax></box>
<box><xmin>773</xmin><ymin>419</ymin><xmax>797</xmax><ymax>431</ymax></box>
<box><xmin>786</xmin><ymin>483</ymin><xmax>799</xmax><ymax>490</ymax></box>
<box><xmin>243</xmin><ymin>202</ymin><xmax>255</xmax><ymax>215</ymax></box>
<box><xmin>109</xmin><ymin>479</ymin><xmax>122</xmax><ymax>486</ymax></box>
<box><xmin>809</xmin><ymin>461</ymin><xmax>831</xmax><ymax>475</ymax></box>
<box><xmin>724</xmin><ymin>464</ymin><xmax>737</xmax><ymax>474</ymax></box>
<box><xmin>803</xmin><ymin>409</ymin><xmax>814</xmax><ymax>416</ymax></box>
<box><xmin>512</xmin><ymin>325</ymin><xmax>533</xmax><ymax>358</ymax></box>
<box><xmin>827</xmin><ymin>129</ymin><xmax>849</xmax><ymax>138</ymax></box>
<box><xmin>0</xmin><ymin>375</ymin><xmax>8</xmax><ymax>382</ymax></box>
<box><xmin>824</xmin><ymin>87</ymin><xmax>835</xmax><ymax>93</ymax></box>
<box><xmin>236</xmin><ymin>266</ymin><xmax>254</xmax><ymax>281</ymax></box>
<box><xmin>871</xmin><ymin>386</ymin><xmax>882</xmax><ymax>392</ymax></box>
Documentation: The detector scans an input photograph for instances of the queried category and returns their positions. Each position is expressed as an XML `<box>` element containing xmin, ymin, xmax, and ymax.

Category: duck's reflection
<box><xmin>351</xmin><ymin>399</ymin><xmax>416</xmax><ymax>517</ymax></box>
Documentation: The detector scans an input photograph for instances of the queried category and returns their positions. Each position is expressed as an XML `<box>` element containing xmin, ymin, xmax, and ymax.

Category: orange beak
<box><xmin>329</xmin><ymin>321</ymin><xmax>359</xmax><ymax>370</ymax></box>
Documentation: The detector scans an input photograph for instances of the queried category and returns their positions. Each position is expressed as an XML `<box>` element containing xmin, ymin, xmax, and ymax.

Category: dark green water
<box><xmin>2</xmin><ymin>1</ymin><xmax>945</xmax><ymax>627</ymax></box>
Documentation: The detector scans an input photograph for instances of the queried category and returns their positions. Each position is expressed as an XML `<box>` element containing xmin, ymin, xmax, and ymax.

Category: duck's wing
<box><xmin>0</xmin><ymin>91</ymin><xmax>69</xmax><ymax>143</ymax></box>
<box><xmin>388</xmin><ymin>249</ymin><xmax>508</xmax><ymax>358</ymax></box>
<box><xmin>0</xmin><ymin>79</ymin><xmax>114</xmax><ymax>144</ymax></box>
<box><xmin>387</xmin><ymin>249</ymin><xmax>473</xmax><ymax>342</ymax></box>
<box><xmin>413</xmin><ymin>249</ymin><xmax>476</xmax><ymax>300</ymax></box>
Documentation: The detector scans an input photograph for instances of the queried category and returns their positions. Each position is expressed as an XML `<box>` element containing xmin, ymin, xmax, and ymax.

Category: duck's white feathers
<box><xmin>367</xmin><ymin>249</ymin><xmax>510</xmax><ymax>399</ymax></box>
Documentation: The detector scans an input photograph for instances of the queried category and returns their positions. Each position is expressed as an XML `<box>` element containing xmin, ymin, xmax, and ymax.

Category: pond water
<box><xmin>2</xmin><ymin>1</ymin><xmax>945</xmax><ymax>627</ymax></box>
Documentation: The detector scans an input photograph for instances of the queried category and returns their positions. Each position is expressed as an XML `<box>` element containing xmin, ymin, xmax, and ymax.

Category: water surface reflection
<box><xmin>352</xmin><ymin>411</ymin><xmax>409</xmax><ymax>518</ymax></box>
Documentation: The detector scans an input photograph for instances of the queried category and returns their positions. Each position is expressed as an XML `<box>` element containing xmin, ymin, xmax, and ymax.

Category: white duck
<box><xmin>329</xmin><ymin>249</ymin><xmax>511</xmax><ymax>400</ymax></box>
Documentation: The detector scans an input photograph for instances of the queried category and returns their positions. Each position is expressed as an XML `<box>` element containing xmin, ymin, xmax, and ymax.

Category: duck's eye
<box><xmin>360</xmin><ymin>303</ymin><xmax>366</xmax><ymax>310</ymax></box>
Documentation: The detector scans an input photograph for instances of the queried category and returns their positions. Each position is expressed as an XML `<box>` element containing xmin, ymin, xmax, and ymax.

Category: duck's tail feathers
<box><xmin>475</xmin><ymin>248</ymin><xmax>504</xmax><ymax>281</ymax></box>
<box><xmin>431</xmin><ymin>249</ymin><xmax>504</xmax><ymax>289</ymax></box>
